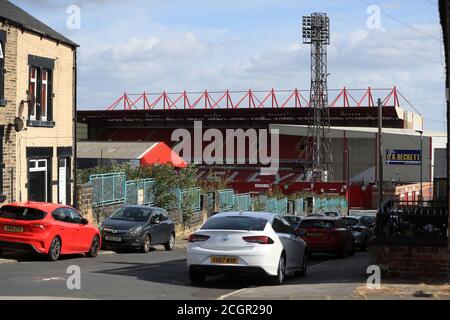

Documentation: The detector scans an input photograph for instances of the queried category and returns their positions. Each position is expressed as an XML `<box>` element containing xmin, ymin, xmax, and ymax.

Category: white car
<box><xmin>187</xmin><ymin>211</ymin><xmax>308</xmax><ymax>285</ymax></box>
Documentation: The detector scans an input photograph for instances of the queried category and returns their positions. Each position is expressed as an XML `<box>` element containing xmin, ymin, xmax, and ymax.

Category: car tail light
<box><xmin>243</xmin><ymin>236</ymin><xmax>274</xmax><ymax>244</ymax></box>
<box><xmin>30</xmin><ymin>223</ymin><xmax>48</xmax><ymax>231</ymax></box>
<box><xmin>188</xmin><ymin>234</ymin><xmax>210</xmax><ymax>242</ymax></box>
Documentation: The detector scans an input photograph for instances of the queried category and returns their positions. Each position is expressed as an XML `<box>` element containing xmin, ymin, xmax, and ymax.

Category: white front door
<box><xmin>58</xmin><ymin>158</ymin><xmax>67</xmax><ymax>205</ymax></box>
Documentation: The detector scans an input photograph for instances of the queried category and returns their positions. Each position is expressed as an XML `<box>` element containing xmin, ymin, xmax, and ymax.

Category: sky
<box><xmin>11</xmin><ymin>0</ymin><xmax>447</xmax><ymax>131</ymax></box>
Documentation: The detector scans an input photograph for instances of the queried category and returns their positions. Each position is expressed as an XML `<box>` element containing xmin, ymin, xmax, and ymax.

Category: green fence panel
<box><xmin>265</xmin><ymin>198</ymin><xmax>278</xmax><ymax>213</ymax></box>
<box><xmin>181</xmin><ymin>187</ymin><xmax>201</xmax><ymax>212</ymax></box>
<box><xmin>125</xmin><ymin>179</ymin><xmax>156</xmax><ymax>205</ymax></box>
<box><xmin>295</xmin><ymin>198</ymin><xmax>304</xmax><ymax>214</ymax></box>
<box><xmin>89</xmin><ymin>172</ymin><xmax>126</xmax><ymax>207</ymax></box>
<box><xmin>218</xmin><ymin>189</ymin><xmax>234</xmax><ymax>211</ymax></box>
<box><xmin>234</xmin><ymin>193</ymin><xmax>251</xmax><ymax>211</ymax></box>
<box><xmin>277</xmin><ymin>198</ymin><xmax>288</xmax><ymax>214</ymax></box>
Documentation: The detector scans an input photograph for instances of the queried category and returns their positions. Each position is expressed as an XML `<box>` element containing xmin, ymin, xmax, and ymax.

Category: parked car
<box><xmin>100</xmin><ymin>205</ymin><xmax>175</xmax><ymax>253</ymax></box>
<box><xmin>297</xmin><ymin>216</ymin><xmax>354</xmax><ymax>257</ymax></box>
<box><xmin>342</xmin><ymin>216</ymin><xmax>374</xmax><ymax>251</ymax></box>
<box><xmin>282</xmin><ymin>215</ymin><xmax>303</xmax><ymax>230</ymax></box>
<box><xmin>0</xmin><ymin>202</ymin><xmax>101</xmax><ymax>261</ymax></box>
<box><xmin>187</xmin><ymin>211</ymin><xmax>308</xmax><ymax>285</ymax></box>
<box><xmin>322</xmin><ymin>211</ymin><xmax>341</xmax><ymax>217</ymax></box>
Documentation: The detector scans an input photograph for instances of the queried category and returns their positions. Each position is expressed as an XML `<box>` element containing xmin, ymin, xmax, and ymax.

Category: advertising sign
<box><xmin>386</xmin><ymin>149</ymin><xmax>421</xmax><ymax>165</ymax></box>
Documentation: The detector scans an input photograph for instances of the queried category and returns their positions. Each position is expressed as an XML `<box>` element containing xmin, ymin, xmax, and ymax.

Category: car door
<box><xmin>67</xmin><ymin>208</ymin><xmax>93</xmax><ymax>252</ymax></box>
<box><xmin>159</xmin><ymin>209</ymin><xmax>171</xmax><ymax>244</ymax></box>
<box><xmin>149</xmin><ymin>209</ymin><xmax>165</xmax><ymax>245</ymax></box>
<box><xmin>272</xmin><ymin>216</ymin><xmax>297</xmax><ymax>272</ymax></box>
<box><xmin>281</xmin><ymin>217</ymin><xmax>305</xmax><ymax>270</ymax></box>
<box><xmin>51</xmin><ymin>208</ymin><xmax>77</xmax><ymax>253</ymax></box>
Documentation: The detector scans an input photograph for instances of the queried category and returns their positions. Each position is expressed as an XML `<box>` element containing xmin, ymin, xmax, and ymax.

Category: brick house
<box><xmin>0</xmin><ymin>0</ymin><xmax>78</xmax><ymax>206</ymax></box>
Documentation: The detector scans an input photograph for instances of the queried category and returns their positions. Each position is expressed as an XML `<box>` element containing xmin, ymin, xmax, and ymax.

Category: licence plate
<box><xmin>4</xmin><ymin>225</ymin><xmax>24</xmax><ymax>233</ymax></box>
<box><xmin>211</xmin><ymin>256</ymin><xmax>238</xmax><ymax>264</ymax></box>
<box><xmin>307</xmin><ymin>232</ymin><xmax>323</xmax><ymax>237</ymax></box>
<box><xmin>105</xmin><ymin>236</ymin><xmax>121</xmax><ymax>242</ymax></box>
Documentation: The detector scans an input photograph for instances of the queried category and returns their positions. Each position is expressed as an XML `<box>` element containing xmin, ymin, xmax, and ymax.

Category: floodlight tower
<box><xmin>302</xmin><ymin>12</ymin><xmax>333</xmax><ymax>182</ymax></box>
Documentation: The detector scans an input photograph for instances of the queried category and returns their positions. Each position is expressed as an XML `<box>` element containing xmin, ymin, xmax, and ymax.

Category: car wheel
<box><xmin>297</xmin><ymin>250</ymin><xmax>308</xmax><ymax>277</ymax></box>
<box><xmin>86</xmin><ymin>235</ymin><xmax>100</xmax><ymax>258</ymax></box>
<box><xmin>271</xmin><ymin>254</ymin><xmax>286</xmax><ymax>285</ymax></box>
<box><xmin>140</xmin><ymin>234</ymin><xmax>151</xmax><ymax>253</ymax></box>
<box><xmin>348</xmin><ymin>243</ymin><xmax>355</xmax><ymax>256</ymax></box>
<box><xmin>47</xmin><ymin>237</ymin><xmax>61</xmax><ymax>261</ymax></box>
<box><xmin>189</xmin><ymin>269</ymin><xmax>206</xmax><ymax>284</ymax></box>
<box><xmin>337</xmin><ymin>244</ymin><xmax>347</xmax><ymax>258</ymax></box>
<box><xmin>164</xmin><ymin>233</ymin><xmax>175</xmax><ymax>251</ymax></box>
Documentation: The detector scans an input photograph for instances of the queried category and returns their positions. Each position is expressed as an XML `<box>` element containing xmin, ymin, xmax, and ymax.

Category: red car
<box><xmin>0</xmin><ymin>202</ymin><xmax>101</xmax><ymax>261</ymax></box>
<box><xmin>297</xmin><ymin>216</ymin><xmax>354</xmax><ymax>257</ymax></box>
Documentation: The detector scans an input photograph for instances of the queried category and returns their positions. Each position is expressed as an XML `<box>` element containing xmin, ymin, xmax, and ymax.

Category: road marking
<box><xmin>216</xmin><ymin>257</ymin><xmax>339</xmax><ymax>300</ymax></box>
<box><xmin>34</xmin><ymin>276</ymin><xmax>65</xmax><ymax>282</ymax></box>
<box><xmin>0</xmin><ymin>296</ymin><xmax>92</xmax><ymax>300</ymax></box>
<box><xmin>217</xmin><ymin>286</ymin><xmax>255</xmax><ymax>300</ymax></box>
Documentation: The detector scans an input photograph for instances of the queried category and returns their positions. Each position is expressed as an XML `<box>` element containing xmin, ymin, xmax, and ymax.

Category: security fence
<box><xmin>90</xmin><ymin>172</ymin><xmax>126</xmax><ymax>207</ymax></box>
<box><xmin>233</xmin><ymin>193</ymin><xmax>252</xmax><ymax>211</ymax></box>
<box><xmin>181</xmin><ymin>187</ymin><xmax>202</xmax><ymax>212</ymax></box>
<box><xmin>218</xmin><ymin>189</ymin><xmax>235</xmax><ymax>211</ymax></box>
<box><xmin>125</xmin><ymin>179</ymin><xmax>156</xmax><ymax>205</ymax></box>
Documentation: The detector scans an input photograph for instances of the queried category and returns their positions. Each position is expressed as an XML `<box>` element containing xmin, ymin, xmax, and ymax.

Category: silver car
<box><xmin>342</xmin><ymin>216</ymin><xmax>374</xmax><ymax>251</ymax></box>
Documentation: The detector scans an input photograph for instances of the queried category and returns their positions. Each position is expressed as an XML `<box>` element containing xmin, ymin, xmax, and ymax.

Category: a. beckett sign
<box><xmin>386</xmin><ymin>149</ymin><xmax>421</xmax><ymax>165</ymax></box>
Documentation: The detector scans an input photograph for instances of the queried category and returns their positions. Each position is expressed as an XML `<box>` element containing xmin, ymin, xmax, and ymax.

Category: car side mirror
<box><xmin>152</xmin><ymin>218</ymin><xmax>160</xmax><ymax>225</ymax></box>
<box><xmin>81</xmin><ymin>218</ymin><xmax>89</xmax><ymax>225</ymax></box>
<box><xmin>296</xmin><ymin>229</ymin><xmax>306</xmax><ymax>237</ymax></box>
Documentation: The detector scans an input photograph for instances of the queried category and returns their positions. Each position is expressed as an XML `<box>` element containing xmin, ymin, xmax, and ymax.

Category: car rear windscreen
<box><xmin>299</xmin><ymin>219</ymin><xmax>335</xmax><ymax>229</ymax></box>
<box><xmin>201</xmin><ymin>216</ymin><xmax>267</xmax><ymax>231</ymax></box>
<box><xmin>342</xmin><ymin>217</ymin><xmax>359</xmax><ymax>227</ymax></box>
<box><xmin>0</xmin><ymin>206</ymin><xmax>46</xmax><ymax>220</ymax></box>
<box><xmin>283</xmin><ymin>216</ymin><xmax>301</xmax><ymax>224</ymax></box>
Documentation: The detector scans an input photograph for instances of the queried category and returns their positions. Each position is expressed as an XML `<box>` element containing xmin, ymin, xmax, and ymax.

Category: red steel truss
<box><xmin>106</xmin><ymin>87</ymin><xmax>405</xmax><ymax>111</ymax></box>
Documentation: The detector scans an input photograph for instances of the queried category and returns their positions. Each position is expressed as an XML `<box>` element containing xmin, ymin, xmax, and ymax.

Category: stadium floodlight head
<box><xmin>302</xmin><ymin>13</ymin><xmax>330</xmax><ymax>45</ymax></box>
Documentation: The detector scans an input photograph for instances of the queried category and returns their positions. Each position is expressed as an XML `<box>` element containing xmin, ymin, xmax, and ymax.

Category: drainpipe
<box><xmin>72</xmin><ymin>47</ymin><xmax>78</xmax><ymax>208</ymax></box>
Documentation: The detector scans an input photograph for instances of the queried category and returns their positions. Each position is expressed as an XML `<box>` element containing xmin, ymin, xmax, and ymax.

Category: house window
<box><xmin>28</xmin><ymin>67</ymin><xmax>51</xmax><ymax>122</ymax></box>
<box><xmin>0</xmin><ymin>30</ymin><xmax>6</xmax><ymax>106</ymax></box>
<box><xmin>27</xmin><ymin>55</ymin><xmax>54</xmax><ymax>126</ymax></box>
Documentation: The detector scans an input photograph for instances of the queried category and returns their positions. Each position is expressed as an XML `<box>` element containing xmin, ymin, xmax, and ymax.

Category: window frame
<box><xmin>27</xmin><ymin>55</ymin><xmax>54</xmax><ymax>125</ymax></box>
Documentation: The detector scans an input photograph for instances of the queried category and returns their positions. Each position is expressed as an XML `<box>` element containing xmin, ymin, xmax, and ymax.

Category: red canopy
<box><xmin>139</xmin><ymin>142</ymin><xmax>187</xmax><ymax>168</ymax></box>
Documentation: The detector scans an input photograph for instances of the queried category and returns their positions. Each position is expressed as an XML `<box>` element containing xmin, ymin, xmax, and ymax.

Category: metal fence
<box><xmin>125</xmin><ymin>179</ymin><xmax>156</xmax><ymax>205</ymax></box>
<box><xmin>234</xmin><ymin>193</ymin><xmax>252</xmax><ymax>211</ymax></box>
<box><xmin>89</xmin><ymin>172</ymin><xmax>126</xmax><ymax>207</ymax></box>
<box><xmin>295</xmin><ymin>198</ymin><xmax>304</xmax><ymax>214</ymax></box>
<box><xmin>218</xmin><ymin>189</ymin><xmax>234</xmax><ymax>211</ymax></box>
<box><xmin>181</xmin><ymin>187</ymin><xmax>202</xmax><ymax>212</ymax></box>
<box><xmin>277</xmin><ymin>198</ymin><xmax>288</xmax><ymax>215</ymax></box>
<box><xmin>376</xmin><ymin>199</ymin><xmax>448</xmax><ymax>241</ymax></box>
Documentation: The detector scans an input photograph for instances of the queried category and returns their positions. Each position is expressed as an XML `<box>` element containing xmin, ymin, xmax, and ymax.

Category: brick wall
<box><xmin>370</xmin><ymin>244</ymin><xmax>449</xmax><ymax>281</ymax></box>
<box><xmin>0</xmin><ymin>23</ymin><xmax>18</xmax><ymax>205</ymax></box>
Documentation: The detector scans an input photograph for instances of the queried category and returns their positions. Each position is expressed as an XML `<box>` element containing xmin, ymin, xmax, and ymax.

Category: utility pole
<box><xmin>346</xmin><ymin>145</ymin><xmax>350</xmax><ymax>215</ymax></box>
<box><xmin>415</xmin><ymin>130</ymin><xmax>424</xmax><ymax>202</ymax></box>
<box><xmin>378</xmin><ymin>98</ymin><xmax>383</xmax><ymax>210</ymax></box>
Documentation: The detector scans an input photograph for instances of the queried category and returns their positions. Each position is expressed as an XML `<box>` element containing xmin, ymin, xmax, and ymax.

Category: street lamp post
<box><xmin>415</xmin><ymin>130</ymin><xmax>423</xmax><ymax>202</ymax></box>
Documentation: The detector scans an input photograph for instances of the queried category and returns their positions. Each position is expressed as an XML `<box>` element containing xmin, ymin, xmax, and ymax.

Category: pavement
<box><xmin>1</xmin><ymin>242</ymin><xmax>449</xmax><ymax>300</ymax></box>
